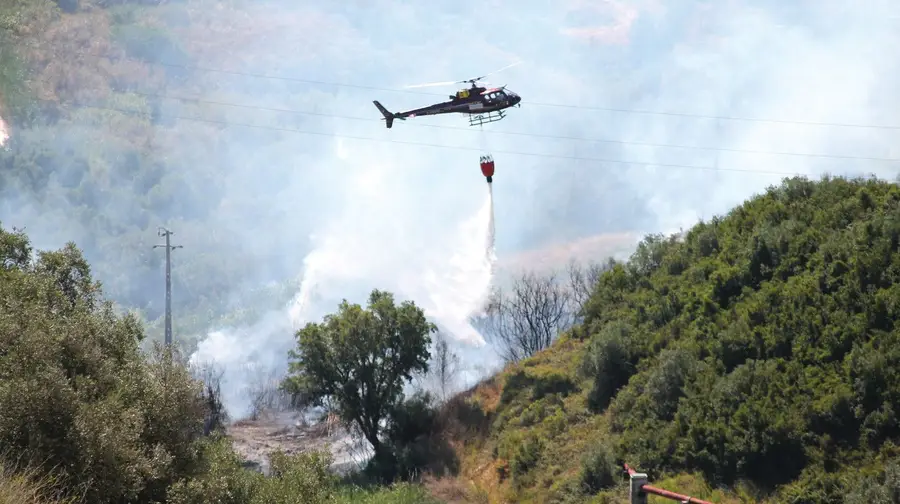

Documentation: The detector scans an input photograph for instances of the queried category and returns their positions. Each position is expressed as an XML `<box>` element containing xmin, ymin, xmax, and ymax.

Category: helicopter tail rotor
<box><xmin>373</xmin><ymin>100</ymin><xmax>403</xmax><ymax>128</ymax></box>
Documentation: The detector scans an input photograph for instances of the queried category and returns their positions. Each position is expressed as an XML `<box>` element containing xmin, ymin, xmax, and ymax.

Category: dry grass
<box><xmin>468</xmin><ymin>376</ymin><xmax>502</xmax><ymax>415</ymax></box>
<box><xmin>422</xmin><ymin>475</ymin><xmax>490</xmax><ymax>504</ymax></box>
<box><xmin>0</xmin><ymin>465</ymin><xmax>74</xmax><ymax>504</ymax></box>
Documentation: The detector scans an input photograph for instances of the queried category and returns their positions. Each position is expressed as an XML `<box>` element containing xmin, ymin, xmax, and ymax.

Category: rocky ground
<box><xmin>226</xmin><ymin>409</ymin><xmax>371</xmax><ymax>476</ymax></box>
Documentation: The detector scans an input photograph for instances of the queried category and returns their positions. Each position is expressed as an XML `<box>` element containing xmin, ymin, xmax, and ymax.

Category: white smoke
<box><xmin>191</xmin><ymin>147</ymin><xmax>497</xmax><ymax>419</ymax></box>
<box><xmin>0</xmin><ymin>114</ymin><xmax>8</xmax><ymax>149</ymax></box>
<box><xmin>413</xmin><ymin>183</ymin><xmax>496</xmax><ymax>345</ymax></box>
<box><xmin>283</xmin><ymin>167</ymin><xmax>494</xmax><ymax>342</ymax></box>
<box><xmin>284</xmin><ymin>182</ymin><xmax>496</xmax><ymax>346</ymax></box>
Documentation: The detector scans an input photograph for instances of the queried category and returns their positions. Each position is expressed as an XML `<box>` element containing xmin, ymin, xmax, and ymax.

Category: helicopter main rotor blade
<box><xmin>403</xmin><ymin>80</ymin><xmax>459</xmax><ymax>89</ymax></box>
<box><xmin>468</xmin><ymin>60</ymin><xmax>522</xmax><ymax>82</ymax></box>
<box><xmin>403</xmin><ymin>61</ymin><xmax>521</xmax><ymax>89</ymax></box>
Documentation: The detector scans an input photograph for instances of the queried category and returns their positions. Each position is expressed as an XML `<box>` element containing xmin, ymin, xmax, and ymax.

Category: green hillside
<box><xmin>444</xmin><ymin>175</ymin><xmax>900</xmax><ymax>503</ymax></box>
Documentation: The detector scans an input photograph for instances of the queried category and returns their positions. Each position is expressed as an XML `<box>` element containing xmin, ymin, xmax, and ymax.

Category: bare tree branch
<box><xmin>246</xmin><ymin>364</ymin><xmax>293</xmax><ymax>420</ymax></box>
<box><xmin>481</xmin><ymin>270</ymin><xmax>575</xmax><ymax>363</ymax></box>
<box><xmin>189</xmin><ymin>359</ymin><xmax>229</xmax><ymax>434</ymax></box>
<box><xmin>412</xmin><ymin>329</ymin><xmax>461</xmax><ymax>403</ymax></box>
<box><xmin>567</xmin><ymin>257</ymin><xmax>616</xmax><ymax>319</ymax></box>
<box><xmin>432</xmin><ymin>330</ymin><xmax>460</xmax><ymax>402</ymax></box>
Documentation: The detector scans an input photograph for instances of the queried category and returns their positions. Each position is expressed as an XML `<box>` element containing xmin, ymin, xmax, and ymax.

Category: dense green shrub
<box><xmin>166</xmin><ymin>436</ymin><xmax>261</xmax><ymax>504</ymax></box>
<box><xmin>844</xmin><ymin>459</ymin><xmax>900</xmax><ymax>504</ymax></box>
<box><xmin>0</xmin><ymin>224</ymin><xmax>213</xmax><ymax>503</ymax></box>
<box><xmin>579</xmin><ymin>443</ymin><xmax>617</xmax><ymax>495</ymax></box>
<box><xmin>580</xmin><ymin>321</ymin><xmax>636</xmax><ymax>413</ymax></box>
<box><xmin>510</xmin><ymin>434</ymin><xmax>543</xmax><ymax>480</ymax></box>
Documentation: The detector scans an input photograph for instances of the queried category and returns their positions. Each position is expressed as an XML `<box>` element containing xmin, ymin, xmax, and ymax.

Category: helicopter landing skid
<box><xmin>468</xmin><ymin>110</ymin><xmax>506</xmax><ymax>127</ymax></box>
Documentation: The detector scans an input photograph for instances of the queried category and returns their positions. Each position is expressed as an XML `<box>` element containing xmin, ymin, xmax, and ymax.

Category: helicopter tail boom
<box><xmin>373</xmin><ymin>100</ymin><xmax>404</xmax><ymax>128</ymax></box>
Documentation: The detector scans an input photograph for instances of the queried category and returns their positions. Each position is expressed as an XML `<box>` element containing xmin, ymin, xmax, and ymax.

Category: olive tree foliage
<box><xmin>280</xmin><ymin>289</ymin><xmax>435</xmax><ymax>461</ymax></box>
<box><xmin>480</xmin><ymin>270</ymin><xmax>576</xmax><ymax>363</ymax></box>
<box><xmin>0</xmin><ymin>224</ymin><xmax>211</xmax><ymax>504</ymax></box>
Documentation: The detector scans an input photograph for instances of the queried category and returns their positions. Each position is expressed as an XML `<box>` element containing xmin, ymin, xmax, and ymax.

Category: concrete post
<box><xmin>630</xmin><ymin>471</ymin><xmax>648</xmax><ymax>504</ymax></box>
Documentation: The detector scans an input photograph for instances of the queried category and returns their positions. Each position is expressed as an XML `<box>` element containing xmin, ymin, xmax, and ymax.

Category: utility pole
<box><xmin>153</xmin><ymin>227</ymin><xmax>183</xmax><ymax>346</ymax></box>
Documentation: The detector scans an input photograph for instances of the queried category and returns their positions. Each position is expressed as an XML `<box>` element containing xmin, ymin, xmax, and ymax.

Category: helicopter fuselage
<box><xmin>397</xmin><ymin>87</ymin><xmax>521</xmax><ymax>118</ymax></box>
<box><xmin>374</xmin><ymin>61</ymin><xmax>523</xmax><ymax>128</ymax></box>
<box><xmin>372</xmin><ymin>84</ymin><xmax>522</xmax><ymax>128</ymax></box>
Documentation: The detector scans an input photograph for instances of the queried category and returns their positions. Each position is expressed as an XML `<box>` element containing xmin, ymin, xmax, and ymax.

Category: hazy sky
<box><xmin>6</xmin><ymin>0</ymin><xmax>900</xmax><ymax>417</ymax></box>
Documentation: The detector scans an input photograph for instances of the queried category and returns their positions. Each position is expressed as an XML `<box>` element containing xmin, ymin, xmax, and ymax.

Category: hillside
<box><xmin>0</xmin><ymin>0</ymin><xmax>353</xmax><ymax>347</ymax></box>
<box><xmin>440</xmin><ymin>176</ymin><xmax>900</xmax><ymax>503</ymax></box>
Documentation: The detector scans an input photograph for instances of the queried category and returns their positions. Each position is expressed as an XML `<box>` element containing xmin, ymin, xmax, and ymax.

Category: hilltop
<box><xmin>434</xmin><ymin>175</ymin><xmax>900</xmax><ymax>503</ymax></box>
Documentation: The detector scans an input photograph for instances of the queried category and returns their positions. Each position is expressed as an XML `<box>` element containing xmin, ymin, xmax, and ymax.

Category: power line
<box><xmin>104</xmin><ymin>88</ymin><xmax>900</xmax><ymax>164</ymax></box>
<box><xmin>30</xmin><ymin>45</ymin><xmax>900</xmax><ymax>131</ymax></box>
<box><xmin>43</xmin><ymin>97</ymin><xmax>825</xmax><ymax>177</ymax></box>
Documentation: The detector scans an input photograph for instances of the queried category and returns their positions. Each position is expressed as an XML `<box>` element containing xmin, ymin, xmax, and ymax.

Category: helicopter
<box><xmin>373</xmin><ymin>62</ymin><xmax>523</xmax><ymax>129</ymax></box>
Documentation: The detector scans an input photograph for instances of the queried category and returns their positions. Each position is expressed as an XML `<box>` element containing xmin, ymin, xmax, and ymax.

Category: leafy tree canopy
<box><xmin>281</xmin><ymin>289</ymin><xmax>435</xmax><ymax>463</ymax></box>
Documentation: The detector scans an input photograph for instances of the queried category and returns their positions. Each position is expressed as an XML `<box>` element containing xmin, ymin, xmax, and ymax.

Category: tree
<box><xmin>246</xmin><ymin>364</ymin><xmax>293</xmax><ymax>420</ymax></box>
<box><xmin>566</xmin><ymin>257</ymin><xmax>616</xmax><ymax>317</ymax></box>
<box><xmin>280</xmin><ymin>289</ymin><xmax>435</xmax><ymax>463</ymax></box>
<box><xmin>430</xmin><ymin>330</ymin><xmax>460</xmax><ymax>403</ymax></box>
<box><xmin>481</xmin><ymin>270</ymin><xmax>575</xmax><ymax>363</ymax></box>
<box><xmin>190</xmin><ymin>359</ymin><xmax>229</xmax><ymax>435</ymax></box>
